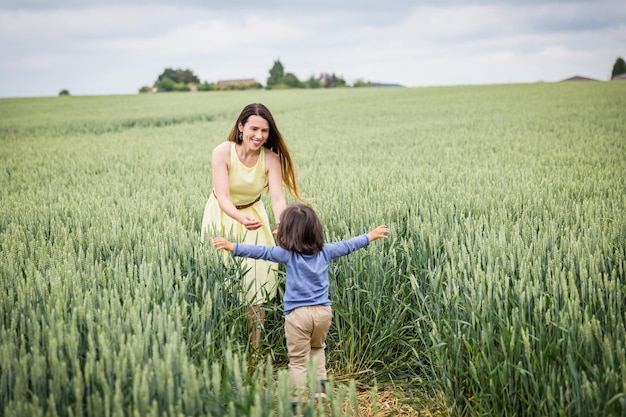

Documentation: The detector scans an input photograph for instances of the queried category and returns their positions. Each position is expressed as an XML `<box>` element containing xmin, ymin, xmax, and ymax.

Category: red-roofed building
<box><xmin>217</xmin><ymin>79</ymin><xmax>258</xmax><ymax>88</ymax></box>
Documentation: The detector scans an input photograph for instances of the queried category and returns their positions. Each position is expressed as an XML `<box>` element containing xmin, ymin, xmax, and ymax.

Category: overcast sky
<box><xmin>0</xmin><ymin>0</ymin><xmax>624</xmax><ymax>98</ymax></box>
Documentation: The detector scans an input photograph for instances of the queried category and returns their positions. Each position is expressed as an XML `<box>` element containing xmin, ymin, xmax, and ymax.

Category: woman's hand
<box><xmin>241</xmin><ymin>215</ymin><xmax>263</xmax><ymax>230</ymax></box>
<box><xmin>213</xmin><ymin>237</ymin><xmax>235</xmax><ymax>252</ymax></box>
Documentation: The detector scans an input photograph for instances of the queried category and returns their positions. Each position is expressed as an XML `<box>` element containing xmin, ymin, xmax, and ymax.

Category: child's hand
<box><xmin>213</xmin><ymin>237</ymin><xmax>235</xmax><ymax>252</ymax></box>
<box><xmin>367</xmin><ymin>225</ymin><xmax>389</xmax><ymax>242</ymax></box>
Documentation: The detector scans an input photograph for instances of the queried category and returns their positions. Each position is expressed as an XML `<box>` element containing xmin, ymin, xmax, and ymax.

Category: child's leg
<box><xmin>310</xmin><ymin>306</ymin><xmax>333</xmax><ymax>383</ymax></box>
<box><xmin>285</xmin><ymin>307</ymin><xmax>313</xmax><ymax>393</ymax></box>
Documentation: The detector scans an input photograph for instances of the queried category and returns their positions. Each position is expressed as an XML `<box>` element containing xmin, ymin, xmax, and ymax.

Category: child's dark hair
<box><xmin>277</xmin><ymin>203</ymin><xmax>324</xmax><ymax>254</ymax></box>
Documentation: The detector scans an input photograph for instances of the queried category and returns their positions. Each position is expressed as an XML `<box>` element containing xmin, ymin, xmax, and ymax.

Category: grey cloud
<box><xmin>0</xmin><ymin>0</ymin><xmax>624</xmax><ymax>97</ymax></box>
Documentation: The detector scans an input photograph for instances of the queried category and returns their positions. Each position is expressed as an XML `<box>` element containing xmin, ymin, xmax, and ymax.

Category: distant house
<box><xmin>612</xmin><ymin>73</ymin><xmax>626</xmax><ymax>80</ymax></box>
<box><xmin>217</xmin><ymin>78</ymin><xmax>258</xmax><ymax>88</ymax></box>
<box><xmin>561</xmin><ymin>75</ymin><xmax>598</xmax><ymax>82</ymax></box>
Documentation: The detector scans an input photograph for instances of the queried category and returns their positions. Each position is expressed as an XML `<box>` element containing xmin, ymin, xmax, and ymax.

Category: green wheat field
<box><xmin>1</xmin><ymin>82</ymin><xmax>625</xmax><ymax>416</ymax></box>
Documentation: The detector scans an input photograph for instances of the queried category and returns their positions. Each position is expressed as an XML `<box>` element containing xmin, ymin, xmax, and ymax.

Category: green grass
<box><xmin>1</xmin><ymin>82</ymin><xmax>625</xmax><ymax>416</ymax></box>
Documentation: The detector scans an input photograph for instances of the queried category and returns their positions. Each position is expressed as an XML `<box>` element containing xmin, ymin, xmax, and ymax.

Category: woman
<box><xmin>201</xmin><ymin>103</ymin><xmax>303</xmax><ymax>350</ymax></box>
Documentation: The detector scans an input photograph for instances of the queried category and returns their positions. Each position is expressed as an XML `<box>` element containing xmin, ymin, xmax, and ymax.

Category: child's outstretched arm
<box><xmin>324</xmin><ymin>225</ymin><xmax>389</xmax><ymax>259</ymax></box>
<box><xmin>367</xmin><ymin>225</ymin><xmax>390</xmax><ymax>242</ymax></box>
<box><xmin>213</xmin><ymin>238</ymin><xmax>287</xmax><ymax>263</ymax></box>
<box><xmin>213</xmin><ymin>237</ymin><xmax>235</xmax><ymax>252</ymax></box>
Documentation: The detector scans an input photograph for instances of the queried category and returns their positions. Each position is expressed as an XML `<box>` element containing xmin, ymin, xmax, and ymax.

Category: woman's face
<box><xmin>239</xmin><ymin>115</ymin><xmax>269</xmax><ymax>150</ymax></box>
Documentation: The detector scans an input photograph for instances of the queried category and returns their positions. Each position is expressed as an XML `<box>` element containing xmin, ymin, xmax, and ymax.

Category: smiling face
<box><xmin>239</xmin><ymin>115</ymin><xmax>270</xmax><ymax>151</ymax></box>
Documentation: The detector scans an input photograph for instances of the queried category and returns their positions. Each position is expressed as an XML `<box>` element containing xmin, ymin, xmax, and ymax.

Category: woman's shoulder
<box><xmin>212</xmin><ymin>141</ymin><xmax>233</xmax><ymax>157</ymax></box>
<box><xmin>264</xmin><ymin>146</ymin><xmax>279</xmax><ymax>165</ymax></box>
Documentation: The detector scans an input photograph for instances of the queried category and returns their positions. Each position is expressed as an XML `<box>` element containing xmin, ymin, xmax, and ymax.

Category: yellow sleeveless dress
<box><xmin>201</xmin><ymin>143</ymin><xmax>278</xmax><ymax>305</ymax></box>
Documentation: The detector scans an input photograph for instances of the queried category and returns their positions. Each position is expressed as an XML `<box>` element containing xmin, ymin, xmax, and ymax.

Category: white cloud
<box><xmin>0</xmin><ymin>1</ymin><xmax>624</xmax><ymax>97</ymax></box>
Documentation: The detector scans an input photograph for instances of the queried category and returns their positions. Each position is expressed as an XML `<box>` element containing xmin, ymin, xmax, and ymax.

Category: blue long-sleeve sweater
<box><xmin>232</xmin><ymin>234</ymin><xmax>370</xmax><ymax>314</ymax></box>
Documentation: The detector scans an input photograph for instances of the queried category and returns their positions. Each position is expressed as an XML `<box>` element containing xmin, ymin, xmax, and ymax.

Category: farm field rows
<box><xmin>1</xmin><ymin>82</ymin><xmax>625</xmax><ymax>416</ymax></box>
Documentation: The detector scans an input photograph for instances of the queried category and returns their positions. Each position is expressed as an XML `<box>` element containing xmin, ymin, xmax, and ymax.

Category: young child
<box><xmin>213</xmin><ymin>203</ymin><xmax>389</xmax><ymax>403</ymax></box>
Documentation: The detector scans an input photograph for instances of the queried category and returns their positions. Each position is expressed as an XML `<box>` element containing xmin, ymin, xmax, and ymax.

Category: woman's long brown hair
<box><xmin>227</xmin><ymin>103</ymin><xmax>303</xmax><ymax>201</ymax></box>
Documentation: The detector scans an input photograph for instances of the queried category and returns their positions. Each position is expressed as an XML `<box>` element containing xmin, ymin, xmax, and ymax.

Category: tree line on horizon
<box><xmin>137</xmin><ymin>59</ymin><xmax>386</xmax><ymax>93</ymax></box>
<box><xmin>611</xmin><ymin>57</ymin><xmax>626</xmax><ymax>79</ymax></box>
<box><xmin>57</xmin><ymin>57</ymin><xmax>625</xmax><ymax>96</ymax></box>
